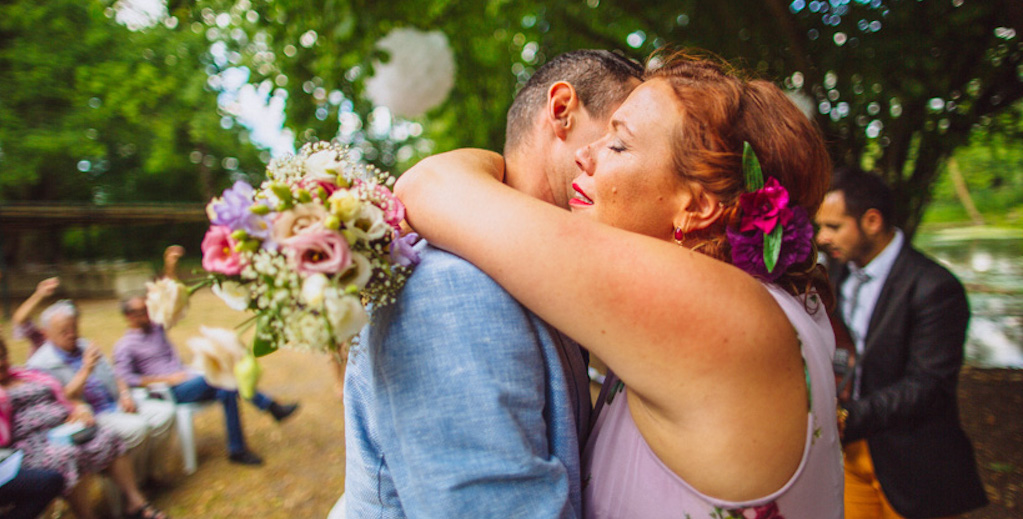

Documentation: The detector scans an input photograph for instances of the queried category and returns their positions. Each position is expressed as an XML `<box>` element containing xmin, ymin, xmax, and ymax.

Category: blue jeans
<box><xmin>170</xmin><ymin>375</ymin><xmax>273</xmax><ymax>455</ymax></box>
<box><xmin>0</xmin><ymin>468</ymin><xmax>64</xmax><ymax>519</ymax></box>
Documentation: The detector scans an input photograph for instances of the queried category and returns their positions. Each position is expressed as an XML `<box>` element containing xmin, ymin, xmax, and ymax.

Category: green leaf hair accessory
<box><xmin>742</xmin><ymin>141</ymin><xmax>765</xmax><ymax>192</ymax></box>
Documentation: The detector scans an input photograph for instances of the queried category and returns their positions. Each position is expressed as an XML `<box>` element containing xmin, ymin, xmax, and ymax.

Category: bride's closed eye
<box><xmin>608</xmin><ymin>140</ymin><xmax>627</xmax><ymax>153</ymax></box>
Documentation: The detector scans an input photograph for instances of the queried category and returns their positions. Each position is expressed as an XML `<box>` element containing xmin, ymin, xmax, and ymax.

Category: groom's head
<box><xmin>504</xmin><ymin>50</ymin><xmax>642</xmax><ymax>208</ymax></box>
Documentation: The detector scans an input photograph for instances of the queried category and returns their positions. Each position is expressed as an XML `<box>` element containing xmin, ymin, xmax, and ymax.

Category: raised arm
<box><xmin>13</xmin><ymin>277</ymin><xmax>59</xmax><ymax>327</ymax></box>
<box><xmin>396</xmin><ymin>150</ymin><xmax>790</xmax><ymax>408</ymax></box>
<box><xmin>162</xmin><ymin>245</ymin><xmax>185</xmax><ymax>280</ymax></box>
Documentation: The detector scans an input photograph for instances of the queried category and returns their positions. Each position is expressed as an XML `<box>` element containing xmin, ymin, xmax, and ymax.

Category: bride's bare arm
<box><xmin>396</xmin><ymin>149</ymin><xmax>791</xmax><ymax>409</ymax></box>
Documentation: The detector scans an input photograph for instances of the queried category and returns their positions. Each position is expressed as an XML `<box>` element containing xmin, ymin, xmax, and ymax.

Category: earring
<box><xmin>673</xmin><ymin>226</ymin><xmax>685</xmax><ymax>245</ymax></box>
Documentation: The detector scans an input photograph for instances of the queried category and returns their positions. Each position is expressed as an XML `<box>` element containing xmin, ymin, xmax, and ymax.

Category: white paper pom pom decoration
<box><xmin>364</xmin><ymin>28</ymin><xmax>456</xmax><ymax>118</ymax></box>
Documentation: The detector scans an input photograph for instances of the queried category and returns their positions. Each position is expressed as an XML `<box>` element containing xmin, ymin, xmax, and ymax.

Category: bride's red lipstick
<box><xmin>569</xmin><ymin>183</ymin><xmax>594</xmax><ymax>207</ymax></box>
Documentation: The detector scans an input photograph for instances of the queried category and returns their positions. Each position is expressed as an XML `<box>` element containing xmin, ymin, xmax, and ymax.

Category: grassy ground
<box><xmin>2</xmin><ymin>290</ymin><xmax>1020</xmax><ymax>518</ymax></box>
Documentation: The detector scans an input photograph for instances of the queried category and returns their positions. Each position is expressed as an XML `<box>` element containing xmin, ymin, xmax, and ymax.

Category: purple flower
<box><xmin>211</xmin><ymin>181</ymin><xmax>256</xmax><ymax>228</ymax></box>
<box><xmin>389</xmin><ymin>232</ymin><xmax>421</xmax><ymax>267</ymax></box>
<box><xmin>211</xmin><ymin>180</ymin><xmax>276</xmax><ymax>245</ymax></box>
<box><xmin>738</xmin><ymin>177</ymin><xmax>791</xmax><ymax>234</ymax></box>
<box><xmin>728</xmin><ymin>206</ymin><xmax>813</xmax><ymax>282</ymax></box>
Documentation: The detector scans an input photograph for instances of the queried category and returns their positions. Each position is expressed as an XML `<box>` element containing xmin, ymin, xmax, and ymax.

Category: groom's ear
<box><xmin>545</xmin><ymin>81</ymin><xmax>579</xmax><ymax>141</ymax></box>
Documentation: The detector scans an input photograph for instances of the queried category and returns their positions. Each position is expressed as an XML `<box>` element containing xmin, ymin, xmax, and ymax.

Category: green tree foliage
<box><xmin>3</xmin><ymin>0</ymin><xmax>1022</xmax><ymax>241</ymax></box>
<box><xmin>0</xmin><ymin>0</ymin><xmax>263</xmax><ymax>204</ymax></box>
<box><xmin>196</xmin><ymin>0</ymin><xmax>1022</xmax><ymax>235</ymax></box>
<box><xmin>927</xmin><ymin>101</ymin><xmax>1023</xmax><ymax>225</ymax></box>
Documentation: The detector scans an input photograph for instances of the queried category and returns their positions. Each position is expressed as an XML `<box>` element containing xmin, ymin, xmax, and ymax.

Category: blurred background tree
<box><xmin>2</xmin><ymin>0</ymin><xmax>1021</xmax><ymax>264</ymax></box>
<box><xmin>197</xmin><ymin>0</ymin><xmax>1023</xmax><ymax>236</ymax></box>
<box><xmin>0</xmin><ymin>0</ymin><xmax>265</xmax><ymax>204</ymax></box>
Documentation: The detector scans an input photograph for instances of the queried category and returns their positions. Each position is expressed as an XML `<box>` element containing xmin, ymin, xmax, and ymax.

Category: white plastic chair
<box><xmin>136</xmin><ymin>385</ymin><xmax>214</xmax><ymax>475</ymax></box>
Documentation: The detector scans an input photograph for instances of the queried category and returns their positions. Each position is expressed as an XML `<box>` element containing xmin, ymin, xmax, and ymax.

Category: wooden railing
<box><xmin>0</xmin><ymin>202</ymin><xmax>207</xmax><ymax>229</ymax></box>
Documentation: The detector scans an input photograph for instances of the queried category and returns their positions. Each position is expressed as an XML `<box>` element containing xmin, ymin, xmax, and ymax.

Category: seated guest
<box><xmin>23</xmin><ymin>300</ymin><xmax>176</xmax><ymax>478</ymax></box>
<box><xmin>114</xmin><ymin>295</ymin><xmax>298</xmax><ymax>466</ymax></box>
<box><xmin>0</xmin><ymin>338</ymin><xmax>168</xmax><ymax>519</ymax></box>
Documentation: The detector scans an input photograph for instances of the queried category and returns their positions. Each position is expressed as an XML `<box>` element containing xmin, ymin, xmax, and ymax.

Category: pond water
<box><xmin>916</xmin><ymin>230</ymin><xmax>1023</xmax><ymax>369</ymax></box>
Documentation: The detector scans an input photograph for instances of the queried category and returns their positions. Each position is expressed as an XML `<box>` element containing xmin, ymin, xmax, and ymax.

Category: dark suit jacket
<box><xmin>834</xmin><ymin>241</ymin><xmax>987</xmax><ymax>518</ymax></box>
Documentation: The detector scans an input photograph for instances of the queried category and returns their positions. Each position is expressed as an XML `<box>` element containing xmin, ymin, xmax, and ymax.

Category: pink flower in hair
<box><xmin>738</xmin><ymin>177</ymin><xmax>792</xmax><ymax>234</ymax></box>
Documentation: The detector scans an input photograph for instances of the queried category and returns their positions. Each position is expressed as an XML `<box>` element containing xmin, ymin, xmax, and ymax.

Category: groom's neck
<box><xmin>504</xmin><ymin>148</ymin><xmax>556</xmax><ymax>205</ymax></box>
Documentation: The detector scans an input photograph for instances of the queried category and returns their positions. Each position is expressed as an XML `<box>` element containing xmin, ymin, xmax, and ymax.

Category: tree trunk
<box><xmin>947</xmin><ymin>157</ymin><xmax>985</xmax><ymax>226</ymax></box>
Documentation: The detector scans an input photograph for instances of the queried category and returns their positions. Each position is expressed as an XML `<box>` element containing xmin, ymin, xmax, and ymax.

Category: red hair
<box><xmin>645</xmin><ymin>50</ymin><xmax>832</xmax><ymax>309</ymax></box>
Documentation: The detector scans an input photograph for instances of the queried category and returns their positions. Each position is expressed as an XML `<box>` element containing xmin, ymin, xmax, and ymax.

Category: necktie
<box><xmin>843</xmin><ymin>269</ymin><xmax>871</xmax><ymax>400</ymax></box>
<box><xmin>843</xmin><ymin>269</ymin><xmax>872</xmax><ymax>344</ymax></box>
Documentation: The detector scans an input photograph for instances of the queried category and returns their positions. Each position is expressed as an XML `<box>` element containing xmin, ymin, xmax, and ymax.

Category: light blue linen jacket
<box><xmin>344</xmin><ymin>243</ymin><xmax>591</xmax><ymax>518</ymax></box>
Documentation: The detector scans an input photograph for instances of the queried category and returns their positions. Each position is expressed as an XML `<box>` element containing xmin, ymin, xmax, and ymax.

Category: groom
<box><xmin>343</xmin><ymin>50</ymin><xmax>642</xmax><ymax>517</ymax></box>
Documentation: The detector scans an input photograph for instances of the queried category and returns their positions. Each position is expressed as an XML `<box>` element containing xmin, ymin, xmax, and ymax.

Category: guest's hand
<box><xmin>35</xmin><ymin>277</ymin><xmax>60</xmax><ymax>298</ymax></box>
<box><xmin>164</xmin><ymin>245</ymin><xmax>185</xmax><ymax>262</ymax></box>
<box><xmin>163</xmin><ymin>245</ymin><xmax>185</xmax><ymax>280</ymax></box>
<box><xmin>119</xmin><ymin>391</ymin><xmax>138</xmax><ymax>413</ymax></box>
<box><xmin>68</xmin><ymin>404</ymin><xmax>95</xmax><ymax>427</ymax></box>
<box><xmin>81</xmin><ymin>345</ymin><xmax>102</xmax><ymax>373</ymax></box>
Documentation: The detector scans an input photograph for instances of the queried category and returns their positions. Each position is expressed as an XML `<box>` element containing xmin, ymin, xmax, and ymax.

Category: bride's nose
<box><xmin>574</xmin><ymin>143</ymin><xmax>595</xmax><ymax>176</ymax></box>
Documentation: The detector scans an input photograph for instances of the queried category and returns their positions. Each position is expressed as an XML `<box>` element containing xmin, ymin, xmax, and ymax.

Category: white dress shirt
<box><xmin>841</xmin><ymin>228</ymin><xmax>904</xmax><ymax>397</ymax></box>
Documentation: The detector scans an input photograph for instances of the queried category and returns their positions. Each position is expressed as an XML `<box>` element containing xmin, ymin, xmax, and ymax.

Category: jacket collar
<box><xmin>861</xmin><ymin>238</ymin><xmax>914</xmax><ymax>359</ymax></box>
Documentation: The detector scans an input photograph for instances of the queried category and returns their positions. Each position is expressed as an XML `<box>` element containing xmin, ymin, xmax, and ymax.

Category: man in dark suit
<box><xmin>815</xmin><ymin>168</ymin><xmax>987</xmax><ymax>519</ymax></box>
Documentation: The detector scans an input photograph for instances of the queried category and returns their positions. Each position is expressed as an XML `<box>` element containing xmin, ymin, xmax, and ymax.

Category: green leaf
<box><xmin>763</xmin><ymin>224</ymin><xmax>783</xmax><ymax>273</ymax></box>
<box><xmin>743</xmin><ymin>141</ymin><xmax>764</xmax><ymax>192</ymax></box>
<box><xmin>252</xmin><ymin>317</ymin><xmax>278</xmax><ymax>357</ymax></box>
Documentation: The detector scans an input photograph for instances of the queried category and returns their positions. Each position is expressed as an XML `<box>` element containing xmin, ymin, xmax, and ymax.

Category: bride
<box><xmin>395</xmin><ymin>51</ymin><xmax>843</xmax><ymax>517</ymax></box>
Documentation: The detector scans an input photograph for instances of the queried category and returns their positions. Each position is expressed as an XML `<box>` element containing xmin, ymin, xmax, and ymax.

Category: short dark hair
<box><xmin>830</xmin><ymin>166</ymin><xmax>895</xmax><ymax>230</ymax></box>
<box><xmin>504</xmin><ymin>49</ymin><xmax>643</xmax><ymax>153</ymax></box>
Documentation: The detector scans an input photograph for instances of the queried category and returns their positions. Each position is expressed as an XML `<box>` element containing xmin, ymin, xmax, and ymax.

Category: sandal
<box><xmin>126</xmin><ymin>503</ymin><xmax>168</xmax><ymax>519</ymax></box>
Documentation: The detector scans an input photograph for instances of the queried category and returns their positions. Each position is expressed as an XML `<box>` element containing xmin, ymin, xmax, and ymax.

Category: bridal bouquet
<box><xmin>195</xmin><ymin>141</ymin><xmax>418</xmax><ymax>356</ymax></box>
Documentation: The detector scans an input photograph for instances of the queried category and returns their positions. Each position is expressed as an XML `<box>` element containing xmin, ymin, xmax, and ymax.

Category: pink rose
<box><xmin>282</xmin><ymin>229</ymin><xmax>353</xmax><ymax>275</ymax></box>
<box><xmin>201</xmin><ymin>225</ymin><xmax>244</xmax><ymax>275</ymax></box>
<box><xmin>298</xmin><ymin>178</ymin><xmax>340</xmax><ymax>198</ymax></box>
<box><xmin>272</xmin><ymin>203</ymin><xmax>328</xmax><ymax>243</ymax></box>
<box><xmin>738</xmin><ymin>177</ymin><xmax>792</xmax><ymax>234</ymax></box>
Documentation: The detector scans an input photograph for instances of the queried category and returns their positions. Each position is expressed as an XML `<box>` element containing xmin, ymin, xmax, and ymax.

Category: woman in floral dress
<box><xmin>0</xmin><ymin>338</ymin><xmax>167</xmax><ymax>519</ymax></box>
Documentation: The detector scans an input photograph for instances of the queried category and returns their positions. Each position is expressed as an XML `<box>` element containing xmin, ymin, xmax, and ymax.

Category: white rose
<box><xmin>304</xmin><ymin>150</ymin><xmax>344</xmax><ymax>182</ymax></box>
<box><xmin>145</xmin><ymin>278</ymin><xmax>189</xmax><ymax>329</ymax></box>
<box><xmin>187</xmin><ymin>326</ymin><xmax>247</xmax><ymax>390</ymax></box>
<box><xmin>272</xmin><ymin>202</ymin><xmax>328</xmax><ymax>243</ymax></box>
<box><xmin>212</xmin><ymin>281</ymin><xmax>250</xmax><ymax>311</ymax></box>
<box><xmin>346</xmin><ymin>204</ymin><xmax>389</xmax><ymax>242</ymax></box>
<box><xmin>324</xmin><ymin>292</ymin><xmax>369</xmax><ymax>344</ymax></box>
<box><xmin>301</xmin><ymin>273</ymin><xmax>330</xmax><ymax>308</ymax></box>
<box><xmin>340</xmin><ymin>253</ymin><xmax>373</xmax><ymax>291</ymax></box>
<box><xmin>328</xmin><ymin>189</ymin><xmax>361</xmax><ymax>221</ymax></box>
